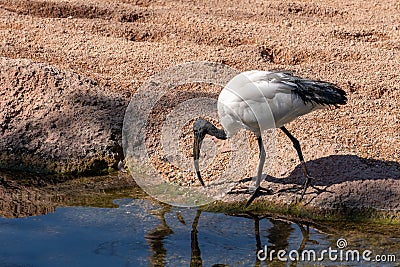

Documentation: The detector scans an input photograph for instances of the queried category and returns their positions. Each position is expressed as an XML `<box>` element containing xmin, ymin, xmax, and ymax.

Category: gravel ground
<box><xmin>0</xmin><ymin>0</ymin><xmax>399</xmax><ymax>210</ymax></box>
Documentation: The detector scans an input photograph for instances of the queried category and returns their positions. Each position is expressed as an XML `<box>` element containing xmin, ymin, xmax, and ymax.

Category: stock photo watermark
<box><xmin>257</xmin><ymin>238</ymin><xmax>397</xmax><ymax>263</ymax></box>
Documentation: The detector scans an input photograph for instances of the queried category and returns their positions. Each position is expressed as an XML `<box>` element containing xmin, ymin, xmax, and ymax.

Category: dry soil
<box><xmin>0</xmin><ymin>0</ymin><xmax>399</xmax><ymax>211</ymax></box>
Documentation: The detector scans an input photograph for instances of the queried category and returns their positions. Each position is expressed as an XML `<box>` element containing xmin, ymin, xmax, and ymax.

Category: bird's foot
<box><xmin>300</xmin><ymin>182</ymin><xmax>310</xmax><ymax>200</ymax></box>
<box><xmin>227</xmin><ymin>185</ymin><xmax>253</xmax><ymax>194</ymax></box>
<box><xmin>304</xmin><ymin>174</ymin><xmax>321</xmax><ymax>182</ymax></box>
<box><xmin>244</xmin><ymin>186</ymin><xmax>273</xmax><ymax>208</ymax></box>
<box><xmin>281</xmin><ymin>184</ymin><xmax>303</xmax><ymax>193</ymax></box>
<box><xmin>278</xmin><ymin>175</ymin><xmax>316</xmax><ymax>201</ymax></box>
<box><xmin>227</xmin><ymin>185</ymin><xmax>272</xmax><ymax>195</ymax></box>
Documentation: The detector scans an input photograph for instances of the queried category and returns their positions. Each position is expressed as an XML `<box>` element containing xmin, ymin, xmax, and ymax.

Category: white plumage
<box><xmin>192</xmin><ymin>70</ymin><xmax>347</xmax><ymax>207</ymax></box>
<box><xmin>218</xmin><ymin>70</ymin><xmax>324</xmax><ymax>137</ymax></box>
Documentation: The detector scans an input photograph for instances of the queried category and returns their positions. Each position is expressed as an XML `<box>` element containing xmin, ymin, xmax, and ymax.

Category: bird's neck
<box><xmin>206</xmin><ymin>122</ymin><xmax>227</xmax><ymax>140</ymax></box>
<box><xmin>194</xmin><ymin>119</ymin><xmax>227</xmax><ymax>140</ymax></box>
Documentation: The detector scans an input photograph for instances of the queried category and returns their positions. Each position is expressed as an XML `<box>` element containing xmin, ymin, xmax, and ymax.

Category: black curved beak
<box><xmin>193</xmin><ymin>131</ymin><xmax>205</xmax><ymax>187</ymax></box>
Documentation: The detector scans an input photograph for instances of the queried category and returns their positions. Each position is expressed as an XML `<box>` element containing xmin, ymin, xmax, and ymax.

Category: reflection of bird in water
<box><xmin>190</xmin><ymin>210</ymin><xmax>202</xmax><ymax>267</ymax></box>
<box><xmin>234</xmin><ymin>212</ymin><xmax>270</xmax><ymax>267</ymax></box>
<box><xmin>267</xmin><ymin>218</ymin><xmax>294</xmax><ymax>252</ymax></box>
<box><xmin>145</xmin><ymin>205</ymin><xmax>174</xmax><ymax>267</ymax></box>
<box><xmin>234</xmin><ymin>212</ymin><xmax>311</xmax><ymax>266</ymax></box>
<box><xmin>192</xmin><ymin>70</ymin><xmax>347</xmax><ymax>206</ymax></box>
<box><xmin>190</xmin><ymin>210</ymin><xmax>230</xmax><ymax>267</ymax></box>
<box><xmin>177</xmin><ymin>212</ymin><xmax>186</xmax><ymax>225</ymax></box>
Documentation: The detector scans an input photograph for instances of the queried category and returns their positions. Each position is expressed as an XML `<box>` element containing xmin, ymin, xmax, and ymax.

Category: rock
<box><xmin>0</xmin><ymin>57</ymin><xmax>128</xmax><ymax>175</ymax></box>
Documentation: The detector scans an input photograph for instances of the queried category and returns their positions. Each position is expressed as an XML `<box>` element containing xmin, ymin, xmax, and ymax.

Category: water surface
<box><xmin>0</xmin><ymin>173</ymin><xmax>399</xmax><ymax>266</ymax></box>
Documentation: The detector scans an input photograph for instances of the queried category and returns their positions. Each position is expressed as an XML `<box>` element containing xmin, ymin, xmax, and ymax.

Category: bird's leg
<box><xmin>280</xmin><ymin>126</ymin><xmax>312</xmax><ymax>200</ymax></box>
<box><xmin>254</xmin><ymin>136</ymin><xmax>266</xmax><ymax>189</ymax></box>
<box><xmin>245</xmin><ymin>136</ymin><xmax>270</xmax><ymax>208</ymax></box>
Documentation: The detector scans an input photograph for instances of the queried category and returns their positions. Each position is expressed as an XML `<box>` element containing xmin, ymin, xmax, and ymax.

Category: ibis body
<box><xmin>193</xmin><ymin>70</ymin><xmax>347</xmax><ymax>206</ymax></box>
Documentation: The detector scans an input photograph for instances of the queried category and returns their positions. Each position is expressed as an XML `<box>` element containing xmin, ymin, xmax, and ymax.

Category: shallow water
<box><xmin>0</xmin><ymin>174</ymin><xmax>399</xmax><ymax>266</ymax></box>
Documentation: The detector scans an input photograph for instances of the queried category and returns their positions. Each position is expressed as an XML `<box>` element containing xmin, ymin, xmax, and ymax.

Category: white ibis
<box><xmin>192</xmin><ymin>70</ymin><xmax>347</xmax><ymax>207</ymax></box>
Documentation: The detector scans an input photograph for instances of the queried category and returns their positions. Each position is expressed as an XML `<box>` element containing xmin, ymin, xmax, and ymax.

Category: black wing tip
<box><xmin>271</xmin><ymin>70</ymin><xmax>348</xmax><ymax>106</ymax></box>
<box><xmin>293</xmin><ymin>79</ymin><xmax>348</xmax><ymax>106</ymax></box>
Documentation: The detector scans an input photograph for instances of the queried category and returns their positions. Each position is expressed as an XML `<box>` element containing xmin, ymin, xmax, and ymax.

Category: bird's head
<box><xmin>192</xmin><ymin>118</ymin><xmax>227</xmax><ymax>187</ymax></box>
<box><xmin>193</xmin><ymin>119</ymin><xmax>208</xmax><ymax>186</ymax></box>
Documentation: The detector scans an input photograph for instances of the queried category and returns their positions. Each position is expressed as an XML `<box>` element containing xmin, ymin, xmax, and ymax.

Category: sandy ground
<box><xmin>0</xmin><ymin>0</ymin><xmax>399</xmax><ymax>211</ymax></box>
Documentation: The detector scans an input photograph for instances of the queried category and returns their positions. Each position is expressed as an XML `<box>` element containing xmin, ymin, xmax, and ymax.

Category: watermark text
<box><xmin>257</xmin><ymin>238</ymin><xmax>397</xmax><ymax>263</ymax></box>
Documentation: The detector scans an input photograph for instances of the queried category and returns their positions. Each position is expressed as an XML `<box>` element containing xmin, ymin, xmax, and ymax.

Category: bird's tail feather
<box><xmin>276</xmin><ymin>72</ymin><xmax>347</xmax><ymax>106</ymax></box>
<box><xmin>294</xmin><ymin>79</ymin><xmax>347</xmax><ymax>106</ymax></box>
